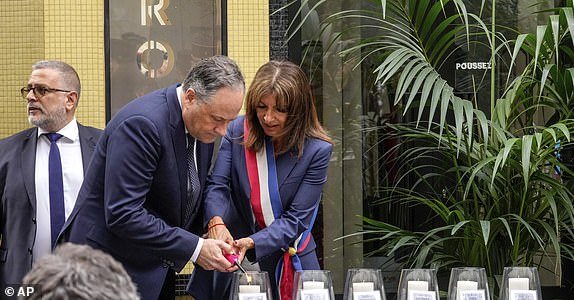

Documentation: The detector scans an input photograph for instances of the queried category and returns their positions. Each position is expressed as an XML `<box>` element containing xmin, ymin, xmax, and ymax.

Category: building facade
<box><xmin>1</xmin><ymin>1</ymin><xmax>569</xmax><ymax>298</ymax></box>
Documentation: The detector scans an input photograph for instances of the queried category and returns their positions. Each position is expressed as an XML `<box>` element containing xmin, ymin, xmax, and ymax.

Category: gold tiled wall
<box><xmin>0</xmin><ymin>1</ymin><xmax>105</xmax><ymax>139</ymax></box>
<box><xmin>0</xmin><ymin>0</ymin><xmax>45</xmax><ymax>138</ymax></box>
<box><xmin>228</xmin><ymin>0</ymin><xmax>270</xmax><ymax>95</ymax></box>
<box><xmin>44</xmin><ymin>0</ymin><xmax>105</xmax><ymax>129</ymax></box>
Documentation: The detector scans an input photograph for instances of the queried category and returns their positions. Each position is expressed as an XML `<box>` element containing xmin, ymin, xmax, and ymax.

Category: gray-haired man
<box><xmin>62</xmin><ymin>55</ymin><xmax>245</xmax><ymax>300</ymax></box>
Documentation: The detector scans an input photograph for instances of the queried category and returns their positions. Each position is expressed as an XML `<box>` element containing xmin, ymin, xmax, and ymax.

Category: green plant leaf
<box><xmin>491</xmin><ymin>138</ymin><xmax>519</xmax><ymax>186</ymax></box>
<box><xmin>540</xmin><ymin>64</ymin><xmax>556</xmax><ymax>100</ymax></box>
<box><xmin>550</xmin><ymin>15</ymin><xmax>560</xmax><ymax>62</ymax></box>
<box><xmin>564</xmin><ymin>8</ymin><xmax>574</xmax><ymax>47</ymax></box>
<box><xmin>507</xmin><ymin>34</ymin><xmax>529</xmax><ymax>86</ymax></box>
<box><xmin>521</xmin><ymin>135</ymin><xmax>533</xmax><ymax>187</ymax></box>
<box><xmin>480</xmin><ymin>220</ymin><xmax>491</xmax><ymax>246</ymax></box>
<box><xmin>534</xmin><ymin>25</ymin><xmax>547</xmax><ymax>79</ymax></box>
<box><xmin>451</xmin><ymin>220</ymin><xmax>471</xmax><ymax>235</ymax></box>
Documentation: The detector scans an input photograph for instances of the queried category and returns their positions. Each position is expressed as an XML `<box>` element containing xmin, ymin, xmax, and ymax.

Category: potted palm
<box><xmin>295</xmin><ymin>0</ymin><xmax>574</xmax><ymax>298</ymax></box>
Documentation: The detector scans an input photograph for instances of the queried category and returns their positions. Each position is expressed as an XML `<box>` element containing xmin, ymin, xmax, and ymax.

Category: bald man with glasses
<box><xmin>0</xmin><ymin>60</ymin><xmax>102</xmax><ymax>288</ymax></box>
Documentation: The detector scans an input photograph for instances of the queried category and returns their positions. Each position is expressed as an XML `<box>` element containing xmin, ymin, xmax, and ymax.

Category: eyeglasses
<box><xmin>20</xmin><ymin>85</ymin><xmax>71</xmax><ymax>99</ymax></box>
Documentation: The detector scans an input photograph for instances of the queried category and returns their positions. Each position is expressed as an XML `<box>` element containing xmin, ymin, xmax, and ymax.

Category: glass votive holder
<box><xmin>293</xmin><ymin>270</ymin><xmax>335</xmax><ymax>300</ymax></box>
<box><xmin>499</xmin><ymin>267</ymin><xmax>541</xmax><ymax>300</ymax></box>
<box><xmin>397</xmin><ymin>268</ymin><xmax>440</xmax><ymax>300</ymax></box>
<box><xmin>447</xmin><ymin>267</ymin><xmax>490</xmax><ymax>300</ymax></box>
<box><xmin>229</xmin><ymin>271</ymin><xmax>273</xmax><ymax>300</ymax></box>
<box><xmin>343</xmin><ymin>268</ymin><xmax>387</xmax><ymax>300</ymax></box>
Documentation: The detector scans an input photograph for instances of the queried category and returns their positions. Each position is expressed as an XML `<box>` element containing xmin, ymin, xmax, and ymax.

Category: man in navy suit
<box><xmin>0</xmin><ymin>60</ymin><xmax>102</xmax><ymax>289</ymax></box>
<box><xmin>62</xmin><ymin>55</ymin><xmax>245</xmax><ymax>300</ymax></box>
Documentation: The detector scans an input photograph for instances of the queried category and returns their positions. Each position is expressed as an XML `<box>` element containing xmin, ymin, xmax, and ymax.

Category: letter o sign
<box><xmin>137</xmin><ymin>40</ymin><xmax>174</xmax><ymax>78</ymax></box>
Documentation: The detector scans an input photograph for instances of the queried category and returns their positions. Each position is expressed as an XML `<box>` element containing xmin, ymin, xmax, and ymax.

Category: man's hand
<box><xmin>195</xmin><ymin>239</ymin><xmax>237</xmax><ymax>272</ymax></box>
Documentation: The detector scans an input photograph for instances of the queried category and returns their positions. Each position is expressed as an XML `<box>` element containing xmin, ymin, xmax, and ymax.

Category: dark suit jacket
<box><xmin>63</xmin><ymin>84</ymin><xmax>213</xmax><ymax>300</ymax></box>
<box><xmin>189</xmin><ymin>116</ymin><xmax>332</xmax><ymax>299</ymax></box>
<box><xmin>0</xmin><ymin>123</ymin><xmax>101</xmax><ymax>288</ymax></box>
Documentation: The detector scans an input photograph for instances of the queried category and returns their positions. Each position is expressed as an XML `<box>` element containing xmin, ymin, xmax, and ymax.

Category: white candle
<box><xmin>303</xmin><ymin>281</ymin><xmax>324</xmax><ymax>290</ymax></box>
<box><xmin>408</xmin><ymin>280</ymin><xmax>428</xmax><ymax>291</ymax></box>
<box><xmin>457</xmin><ymin>280</ymin><xmax>478</xmax><ymax>291</ymax></box>
<box><xmin>508</xmin><ymin>278</ymin><xmax>529</xmax><ymax>291</ymax></box>
<box><xmin>456</xmin><ymin>281</ymin><xmax>478</xmax><ymax>300</ymax></box>
<box><xmin>353</xmin><ymin>282</ymin><xmax>374</xmax><ymax>292</ymax></box>
<box><xmin>239</xmin><ymin>284</ymin><xmax>260</xmax><ymax>293</ymax></box>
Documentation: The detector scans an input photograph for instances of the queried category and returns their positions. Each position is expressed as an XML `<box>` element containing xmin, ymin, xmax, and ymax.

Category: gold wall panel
<box><xmin>0</xmin><ymin>0</ymin><xmax>45</xmax><ymax>138</ymax></box>
<box><xmin>228</xmin><ymin>0</ymin><xmax>270</xmax><ymax>101</ymax></box>
<box><xmin>0</xmin><ymin>1</ymin><xmax>105</xmax><ymax>139</ymax></box>
<box><xmin>44</xmin><ymin>0</ymin><xmax>105</xmax><ymax>130</ymax></box>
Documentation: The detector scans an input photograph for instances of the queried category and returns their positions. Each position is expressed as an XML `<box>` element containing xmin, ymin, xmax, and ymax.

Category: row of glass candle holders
<box><xmin>230</xmin><ymin>266</ymin><xmax>543</xmax><ymax>300</ymax></box>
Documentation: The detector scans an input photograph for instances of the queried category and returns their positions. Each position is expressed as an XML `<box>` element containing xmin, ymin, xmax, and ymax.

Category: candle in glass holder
<box><xmin>353</xmin><ymin>282</ymin><xmax>375</xmax><ymax>292</ymax></box>
<box><xmin>239</xmin><ymin>284</ymin><xmax>260</xmax><ymax>294</ymax></box>
<box><xmin>408</xmin><ymin>280</ymin><xmax>428</xmax><ymax>291</ymax></box>
<box><xmin>457</xmin><ymin>280</ymin><xmax>478</xmax><ymax>291</ymax></box>
<box><xmin>303</xmin><ymin>281</ymin><xmax>324</xmax><ymax>290</ymax></box>
<box><xmin>456</xmin><ymin>281</ymin><xmax>478</xmax><ymax>300</ymax></box>
<box><xmin>508</xmin><ymin>277</ymin><xmax>529</xmax><ymax>291</ymax></box>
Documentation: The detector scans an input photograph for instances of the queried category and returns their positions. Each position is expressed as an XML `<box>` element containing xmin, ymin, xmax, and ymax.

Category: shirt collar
<box><xmin>37</xmin><ymin>117</ymin><xmax>79</xmax><ymax>142</ymax></box>
<box><xmin>176</xmin><ymin>85</ymin><xmax>183</xmax><ymax>110</ymax></box>
<box><xmin>176</xmin><ymin>85</ymin><xmax>191</xmax><ymax>137</ymax></box>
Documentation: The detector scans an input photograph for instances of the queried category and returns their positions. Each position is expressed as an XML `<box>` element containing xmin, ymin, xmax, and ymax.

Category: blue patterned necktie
<box><xmin>45</xmin><ymin>133</ymin><xmax>64</xmax><ymax>247</ymax></box>
<box><xmin>185</xmin><ymin>134</ymin><xmax>201</xmax><ymax>223</ymax></box>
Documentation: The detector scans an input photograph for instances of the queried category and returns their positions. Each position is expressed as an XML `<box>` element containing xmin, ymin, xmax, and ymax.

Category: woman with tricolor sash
<box><xmin>189</xmin><ymin>60</ymin><xmax>333</xmax><ymax>300</ymax></box>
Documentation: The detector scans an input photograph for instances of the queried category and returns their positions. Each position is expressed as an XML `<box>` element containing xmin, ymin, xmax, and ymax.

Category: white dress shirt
<box><xmin>33</xmin><ymin>118</ymin><xmax>84</xmax><ymax>262</ymax></box>
<box><xmin>177</xmin><ymin>85</ymin><xmax>203</xmax><ymax>262</ymax></box>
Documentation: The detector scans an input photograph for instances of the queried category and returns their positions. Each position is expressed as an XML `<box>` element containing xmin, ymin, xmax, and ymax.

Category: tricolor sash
<box><xmin>244</xmin><ymin>125</ymin><xmax>282</xmax><ymax>228</ymax></box>
<box><xmin>244</xmin><ymin>120</ymin><xmax>317</xmax><ymax>300</ymax></box>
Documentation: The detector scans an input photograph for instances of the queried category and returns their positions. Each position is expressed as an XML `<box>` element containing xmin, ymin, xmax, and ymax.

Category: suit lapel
<box><xmin>21</xmin><ymin>128</ymin><xmax>38</xmax><ymax>211</ymax></box>
<box><xmin>166</xmin><ymin>85</ymin><xmax>189</xmax><ymax>225</ymax></box>
<box><xmin>78</xmin><ymin>123</ymin><xmax>98</xmax><ymax>174</ymax></box>
<box><xmin>196</xmin><ymin>142</ymin><xmax>214</xmax><ymax>188</ymax></box>
<box><xmin>275</xmin><ymin>150</ymin><xmax>298</xmax><ymax>186</ymax></box>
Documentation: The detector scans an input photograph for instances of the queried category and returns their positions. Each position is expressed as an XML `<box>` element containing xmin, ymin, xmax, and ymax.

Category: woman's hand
<box><xmin>233</xmin><ymin>237</ymin><xmax>255</xmax><ymax>263</ymax></box>
<box><xmin>207</xmin><ymin>216</ymin><xmax>233</xmax><ymax>245</ymax></box>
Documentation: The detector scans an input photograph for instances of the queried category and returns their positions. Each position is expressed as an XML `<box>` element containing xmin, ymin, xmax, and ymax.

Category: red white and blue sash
<box><xmin>244</xmin><ymin>123</ymin><xmax>282</xmax><ymax>228</ymax></box>
<box><xmin>244</xmin><ymin>120</ymin><xmax>318</xmax><ymax>300</ymax></box>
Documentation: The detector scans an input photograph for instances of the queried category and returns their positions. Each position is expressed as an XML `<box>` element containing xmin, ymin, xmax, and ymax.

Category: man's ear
<box><xmin>185</xmin><ymin>88</ymin><xmax>197</xmax><ymax>106</ymax></box>
<box><xmin>66</xmin><ymin>91</ymin><xmax>79</xmax><ymax>109</ymax></box>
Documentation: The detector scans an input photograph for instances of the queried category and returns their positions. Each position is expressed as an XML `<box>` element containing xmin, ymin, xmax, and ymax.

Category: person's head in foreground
<box><xmin>21</xmin><ymin>243</ymin><xmax>139</xmax><ymax>300</ymax></box>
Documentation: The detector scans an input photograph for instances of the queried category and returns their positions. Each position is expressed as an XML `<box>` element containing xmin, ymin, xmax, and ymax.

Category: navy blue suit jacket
<box><xmin>63</xmin><ymin>85</ymin><xmax>213</xmax><ymax>300</ymax></box>
<box><xmin>0</xmin><ymin>123</ymin><xmax>101</xmax><ymax>288</ymax></box>
<box><xmin>189</xmin><ymin>116</ymin><xmax>332</xmax><ymax>299</ymax></box>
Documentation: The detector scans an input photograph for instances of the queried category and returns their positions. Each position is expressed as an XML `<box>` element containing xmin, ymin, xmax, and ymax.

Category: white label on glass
<box><xmin>301</xmin><ymin>288</ymin><xmax>330</xmax><ymax>300</ymax></box>
<box><xmin>353</xmin><ymin>282</ymin><xmax>374</xmax><ymax>292</ymax></box>
<box><xmin>509</xmin><ymin>290</ymin><xmax>537</xmax><ymax>300</ymax></box>
<box><xmin>457</xmin><ymin>281</ymin><xmax>479</xmax><ymax>300</ymax></box>
<box><xmin>238</xmin><ymin>292</ymin><xmax>267</xmax><ymax>300</ymax></box>
<box><xmin>408</xmin><ymin>290</ymin><xmax>436</xmax><ymax>300</ymax></box>
<box><xmin>353</xmin><ymin>291</ymin><xmax>381</xmax><ymax>300</ymax></box>
<box><xmin>457</xmin><ymin>280</ymin><xmax>478</xmax><ymax>291</ymax></box>
<box><xmin>460</xmin><ymin>290</ymin><xmax>486</xmax><ymax>300</ymax></box>
<box><xmin>303</xmin><ymin>281</ymin><xmax>325</xmax><ymax>290</ymax></box>
<box><xmin>239</xmin><ymin>285</ymin><xmax>260</xmax><ymax>293</ymax></box>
